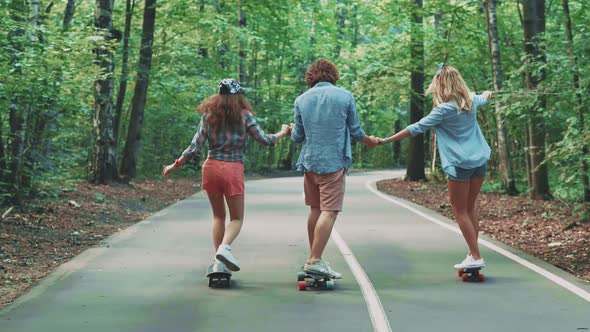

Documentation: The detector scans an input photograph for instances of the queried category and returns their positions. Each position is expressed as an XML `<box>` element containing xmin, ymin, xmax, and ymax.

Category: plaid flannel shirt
<box><xmin>182</xmin><ymin>111</ymin><xmax>277</xmax><ymax>163</ymax></box>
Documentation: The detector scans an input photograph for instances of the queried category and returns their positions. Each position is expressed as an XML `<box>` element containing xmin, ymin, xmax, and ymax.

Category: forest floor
<box><xmin>0</xmin><ymin>177</ymin><xmax>199</xmax><ymax>309</ymax></box>
<box><xmin>377</xmin><ymin>177</ymin><xmax>590</xmax><ymax>283</ymax></box>
<box><xmin>1</xmin><ymin>172</ymin><xmax>588</xmax><ymax>309</ymax></box>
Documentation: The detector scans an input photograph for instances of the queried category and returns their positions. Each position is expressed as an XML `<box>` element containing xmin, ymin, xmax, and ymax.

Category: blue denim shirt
<box><xmin>291</xmin><ymin>82</ymin><xmax>366</xmax><ymax>174</ymax></box>
<box><xmin>407</xmin><ymin>93</ymin><xmax>491</xmax><ymax>176</ymax></box>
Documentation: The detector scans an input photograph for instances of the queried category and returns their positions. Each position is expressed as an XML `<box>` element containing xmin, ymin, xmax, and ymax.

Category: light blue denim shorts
<box><xmin>445</xmin><ymin>164</ymin><xmax>487</xmax><ymax>182</ymax></box>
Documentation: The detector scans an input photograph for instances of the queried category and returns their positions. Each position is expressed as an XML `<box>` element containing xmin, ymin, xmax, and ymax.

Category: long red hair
<box><xmin>196</xmin><ymin>94</ymin><xmax>252</xmax><ymax>128</ymax></box>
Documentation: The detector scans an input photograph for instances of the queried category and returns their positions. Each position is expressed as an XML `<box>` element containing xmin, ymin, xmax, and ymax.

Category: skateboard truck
<box><xmin>297</xmin><ymin>271</ymin><xmax>335</xmax><ymax>291</ymax></box>
<box><xmin>207</xmin><ymin>262</ymin><xmax>232</xmax><ymax>288</ymax></box>
<box><xmin>457</xmin><ymin>267</ymin><xmax>485</xmax><ymax>282</ymax></box>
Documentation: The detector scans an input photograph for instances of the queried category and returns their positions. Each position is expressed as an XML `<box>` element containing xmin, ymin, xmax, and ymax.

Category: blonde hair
<box><xmin>425</xmin><ymin>65</ymin><xmax>472</xmax><ymax>112</ymax></box>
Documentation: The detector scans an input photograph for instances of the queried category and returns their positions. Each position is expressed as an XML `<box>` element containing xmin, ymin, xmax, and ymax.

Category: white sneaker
<box><xmin>215</xmin><ymin>245</ymin><xmax>240</xmax><ymax>271</ymax></box>
<box><xmin>211</xmin><ymin>258</ymin><xmax>230</xmax><ymax>273</ymax></box>
<box><xmin>323</xmin><ymin>261</ymin><xmax>343</xmax><ymax>279</ymax></box>
<box><xmin>303</xmin><ymin>260</ymin><xmax>328</xmax><ymax>275</ymax></box>
<box><xmin>213</xmin><ymin>258</ymin><xmax>225</xmax><ymax>268</ymax></box>
<box><xmin>453</xmin><ymin>255</ymin><xmax>485</xmax><ymax>269</ymax></box>
<box><xmin>303</xmin><ymin>260</ymin><xmax>343</xmax><ymax>279</ymax></box>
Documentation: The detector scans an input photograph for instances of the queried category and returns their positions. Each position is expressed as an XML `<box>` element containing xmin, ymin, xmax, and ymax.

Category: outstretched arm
<box><xmin>383</xmin><ymin>128</ymin><xmax>411</xmax><ymax>143</ymax></box>
<box><xmin>247</xmin><ymin>112</ymin><xmax>289</xmax><ymax>146</ymax></box>
<box><xmin>383</xmin><ymin>106</ymin><xmax>445</xmax><ymax>145</ymax></box>
<box><xmin>473</xmin><ymin>91</ymin><xmax>493</xmax><ymax>107</ymax></box>
<box><xmin>163</xmin><ymin>116</ymin><xmax>208</xmax><ymax>179</ymax></box>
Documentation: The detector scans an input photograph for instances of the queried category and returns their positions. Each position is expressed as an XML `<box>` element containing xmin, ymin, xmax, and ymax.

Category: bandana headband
<box><xmin>218</xmin><ymin>78</ymin><xmax>242</xmax><ymax>95</ymax></box>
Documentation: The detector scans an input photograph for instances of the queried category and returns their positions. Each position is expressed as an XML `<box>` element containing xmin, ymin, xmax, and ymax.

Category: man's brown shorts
<box><xmin>303</xmin><ymin>168</ymin><xmax>346</xmax><ymax>212</ymax></box>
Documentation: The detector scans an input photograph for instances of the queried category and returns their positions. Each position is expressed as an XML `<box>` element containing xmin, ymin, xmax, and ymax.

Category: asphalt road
<box><xmin>1</xmin><ymin>171</ymin><xmax>589</xmax><ymax>332</ymax></box>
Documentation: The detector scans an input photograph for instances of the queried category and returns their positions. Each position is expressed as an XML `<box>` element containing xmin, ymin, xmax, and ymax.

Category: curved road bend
<box><xmin>1</xmin><ymin>171</ymin><xmax>589</xmax><ymax>332</ymax></box>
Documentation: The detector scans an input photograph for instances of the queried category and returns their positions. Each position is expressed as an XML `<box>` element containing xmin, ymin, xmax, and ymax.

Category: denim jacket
<box><xmin>291</xmin><ymin>82</ymin><xmax>366</xmax><ymax>174</ymax></box>
<box><xmin>407</xmin><ymin>93</ymin><xmax>491</xmax><ymax>174</ymax></box>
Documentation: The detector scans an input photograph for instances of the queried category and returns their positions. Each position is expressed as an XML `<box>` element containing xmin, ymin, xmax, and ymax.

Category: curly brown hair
<box><xmin>196</xmin><ymin>93</ymin><xmax>252</xmax><ymax>128</ymax></box>
<box><xmin>305</xmin><ymin>59</ymin><xmax>340</xmax><ymax>87</ymax></box>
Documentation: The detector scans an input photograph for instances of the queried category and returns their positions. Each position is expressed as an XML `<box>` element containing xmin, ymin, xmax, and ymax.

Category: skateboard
<box><xmin>207</xmin><ymin>262</ymin><xmax>232</xmax><ymax>288</ymax></box>
<box><xmin>297</xmin><ymin>271</ymin><xmax>335</xmax><ymax>291</ymax></box>
<box><xmin>457</xmin><ymin>267</ymin><xmax>485</xmax><ymax>282</ymax></box>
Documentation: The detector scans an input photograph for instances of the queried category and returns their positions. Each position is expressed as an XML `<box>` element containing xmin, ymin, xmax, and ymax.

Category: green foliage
<box><xmin>480</xmin><ymin>180</ymin><xmax>503</xmax><ymax>194</ymax></box>
<box><xmin>0</xmin><ymin>0</ymin><xmax>589</xmax><ymax>209</ymax></box>
<box><xmin>95</xmin><ymin>193</ymin><xmax>106</xmax><ymax>203</ymax></box>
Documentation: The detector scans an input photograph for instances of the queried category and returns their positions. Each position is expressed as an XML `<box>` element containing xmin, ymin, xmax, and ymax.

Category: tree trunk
<box><xmin>120</xmin><ymin>0</ymin><xmax>157</xmax><ymax>179</ymax></box>
<box><xmin>484</xmin><ymin>0</ymin><xmax>517</xmax><ymax>194</ymax></box>
<box><xmin>198</xmin><ymin>0</ymin><xmax>208</xmax><ymax>58</ymax></box>
<box><xmin>352</xmin><ymin>2</ymin><xmax>358</xmax><ymax>48</ymax></box>
<box><xmin>90</xmin><ymin>0</ymin><xmax>118</xmax><ymax>184</ymax></box>
<box><xmin>562</xmin><ymin>0</ymin><xmax>589</xmax><ymax>204</ymax></box>
<box><xmin>524</xmin><ymin>122</ymin><xmax>532</xmax><ymax>188</ymax></box>
<box><xmin>429</xmin><ymin>11</ymin><xmax>445</xmax><ymax>174</ymax></box>
<box><xmin>214</xmin><ymin>0</ymin><xmax>227</xmax><ymax>70</ymax></box>
<box><xmin>334</xmin><ymin>0</ymin><xmax>347</xmax><ymax>57</ymax></box>
<box><xmin>276</xmin><ymin>28</ymin><xmax>288</xmax><ymax>89</ymax></box>
<box><xmin>430</xmin><ymin>132</ymin><xmax>437</xmax><ymax>173</ymax></box>
<box><xmin>29</xmin><ymin>0</ymin><xmax>39</xmax><ymax>37</ymax></box>
<box><xmin>406</xmin><ymin>0</ymin><xmax>425</xmax><ymax>181</ymax></box>
<box><xmin>252</xmin><ymin>31</ymin><xmax>259</xmax><ymax>105</ymax></box>
<box><xmin>63</xmin><ymin>0</ymin><xmax>76</xmax><ymax>30</ymax></box>
<box><xmin>114</xmin><ymin>0</ymin><xmax>135</xmax><ymax>148</ymax></box>
<box><xmin>0</xmin><ymin>117</ymin><xmax>5</xmax><ymax>180</ymax></box>
<box><xmin>9</xmin><ymin>103</ymin><xmax>27</xmax><ymax>204</ymax></box>
<box><xmin>18</xmin><ymin>0</ymin><xmax>40</xmax><ymax>192</ymax></box>
<box><xmin>4</xmin><ymin>1</ymin><xmax>26</xmax><ymax>204</ymax></box>
<box><xmin>523</xmin><ymin>0</ymin><xmax>550</xmax><ymax>200</ymax></box>
<box><xmin>238</xmin><ymin>1</ymin><xmax>247</xmax><ymax>83</ymax></box>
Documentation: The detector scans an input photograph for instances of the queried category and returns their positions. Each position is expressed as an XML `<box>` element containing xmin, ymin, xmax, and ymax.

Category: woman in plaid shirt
<box><xmin>163</xmin><ymin>79</ymin><xmax>290</xmax><ymax>272</ymax></box>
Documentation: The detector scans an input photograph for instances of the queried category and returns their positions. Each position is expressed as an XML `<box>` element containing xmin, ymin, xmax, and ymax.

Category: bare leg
<box><xmin>309</xmin><ymin>210</ymin><xmax>339</xmax><ymax>262</ymax></box>
<box><xmin>207</xmin><ymin>193</ymin><xmax>226</xmax><ymax>251</ymax></box>
<box><xmin>467</xmin><ymin>177</ymin><xmax>485</xmax><ymax>245</ymax></box>
<box><xmin>447</xmin><ymin>180</ymin><xmax>481</xmax><ymax>259</ymax></box>
<box><xmin>221</xmin><ymin>194</ymin><xmax>245</xmax><ymax>246</ymax></box>
<box><xmin>307</xmin><ymin>207</ymin><xmax>322</xmax><ymax>253</ymax></box>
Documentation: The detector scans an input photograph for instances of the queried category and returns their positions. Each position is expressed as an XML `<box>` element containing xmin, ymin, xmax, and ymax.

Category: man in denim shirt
<box><xmin>291</xmin><ymin>59</ymin><xmax>379</xmax><ymax>278</ymax></box>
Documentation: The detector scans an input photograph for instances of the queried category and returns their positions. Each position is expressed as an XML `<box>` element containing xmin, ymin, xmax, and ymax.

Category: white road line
<box><xmin>332</xmin><ymin>229</ymin><xmax>392</xmax><ymax>332</ymax></box>
<box><xmin>366</xmin><ymin>180</ymin><xmax>590</xmax><ymax>303</ymax></box>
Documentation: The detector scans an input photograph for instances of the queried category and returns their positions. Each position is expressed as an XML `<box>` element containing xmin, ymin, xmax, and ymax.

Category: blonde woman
<box><xmin>384</xmin><ymin>64</ymin><xmax>492</xmax><ymax>269</ymax></box>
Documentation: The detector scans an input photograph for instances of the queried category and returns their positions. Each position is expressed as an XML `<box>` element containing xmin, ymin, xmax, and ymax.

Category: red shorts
<box><xmin>303</xmin><ymin>168</ymin><xmax>346</xmax><ymax>211</ymax></box>
<box><xmin>201</xmin><ymin>158</ymin><xmax>245</xmax><ymax>197</ymax></box>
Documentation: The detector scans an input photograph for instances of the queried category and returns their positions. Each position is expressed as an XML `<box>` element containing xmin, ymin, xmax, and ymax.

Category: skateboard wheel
<box><xmin>477</xmin><ymin>274</ymin><xmax>485</xmax><ymax>282</ymax></box>
<box><xmin>457</xmin><ymin>270</ymin><xmax>464</xmax><ymax>277</ymax></box>
<box><xmin>461</xmin><ymin>274</ymin><xmax>469</xmax><ymax>282</ymax></box>
<box><xmin>297</xmin><ymin>272</ymin><xmax>306</xmax><ymax>282</ymax></box>
<box><xmin>208</xmin><ymin>279</ymin><xmax>214</xmax><ymax>287</ymax></box>
<box><xmin>325</xmin><ymin>280</ymin><xmax>335</xmax><ymax>290</ymax></box>
<box><xmin>298</xmin><ymin>281</ymin><xmax>307</xmax><ymax>291</ymax></box>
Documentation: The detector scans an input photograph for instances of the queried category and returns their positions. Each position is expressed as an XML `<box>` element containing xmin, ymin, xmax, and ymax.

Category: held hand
<box><xmin>276</xmin><ymin>124</ymin><xmax>290</xmax><ymax>139</ymax></box>
<box><xmin>365</xmin><ymin>136</ymin><xmax>380</xmax><ymax>149</ymax></box>
<box><xmin>281</xmin><ymin>124</ymin><xmax>289</xmax><ymax>134</ymax></box>
<box><xmin>162</xmin><ymin>163</ymin><xmax>177</xmax><ymax>179</ymax></box>
<box><xmin>287</xmin><ymin>123</ymin><xmax>294</xmax><ymax>137</ymax></box>
<box><xmin>482</xmin><ymin>91</ymin><xmax>493</xmax><ymax>101</ymax></box>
